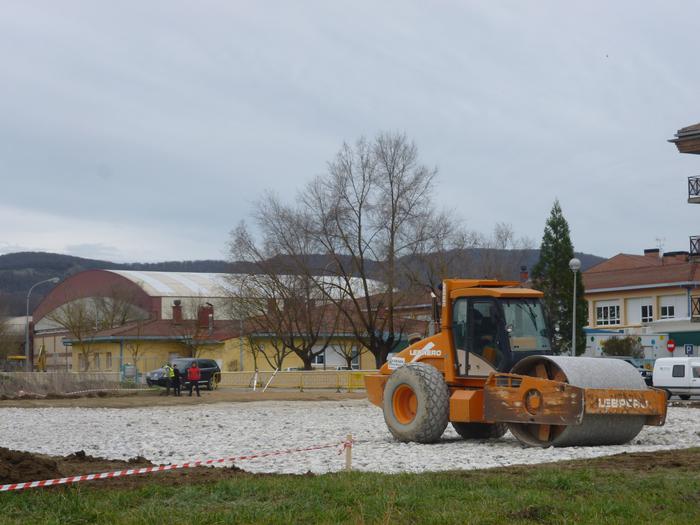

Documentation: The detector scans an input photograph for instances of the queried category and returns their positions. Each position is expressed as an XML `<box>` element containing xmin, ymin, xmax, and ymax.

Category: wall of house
<box><xmin>586</xmin><ymin>287</ymin><xmax>692</xmax><ymax>329</ymax></box>
<box><xmin>220</xmin><ymin>337</ymin><xmax>375</xmax><ymax>371</ymax></box>
<box><xmin>71</xmin><ymin>336</ymin><xmax>378</xmax><ymax>377</ymax></box>
<box><xmin>583</xmin><ymin>333</ymin><xmax>670</xmax><ymax>362</ymax></box>
<box><xmin>71</xmin><ymin>340</ymin><xmax>197</xmax><ymax>375</ymax></box>
<box><xmin>33</xmin><ymin>331</ymin><xmax>73</xmax><ymax>371</ymax></box>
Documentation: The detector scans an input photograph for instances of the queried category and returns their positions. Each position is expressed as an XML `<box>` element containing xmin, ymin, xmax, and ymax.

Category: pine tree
<box><xmin>531</xmin><ymin>200</ymin><xmax>587</xmax><ymax>355</ymax></box>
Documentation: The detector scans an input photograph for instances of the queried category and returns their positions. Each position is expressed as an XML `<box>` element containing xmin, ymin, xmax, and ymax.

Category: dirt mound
<box><xmin>0</xmin><ymin>447</ymin><xmax>247</xmax><ymax>489</ymax></box>
<box><xmin>64</xmin><ymin>450</ymin><xmax>152</xmax><ymax>465</ymax></box>
<box><xmin>0</xmin><ymin>447</ymin><xmax>62</xmax><ymax>484</ymax></box>
<box><xmin>2</xmin><ymin>447</ymin><xmax>699</xmax><ymax>493</ymax></box>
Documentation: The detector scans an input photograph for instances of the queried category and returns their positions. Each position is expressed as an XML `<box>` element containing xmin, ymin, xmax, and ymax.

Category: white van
<box><xmin>652</xmin><ymin>357</ymin><xmax>700</xmax><ymax>400</ymax></box>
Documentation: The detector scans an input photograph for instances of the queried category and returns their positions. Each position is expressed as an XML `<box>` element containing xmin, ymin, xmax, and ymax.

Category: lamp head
<box><xmin>49</xmin><ymin>277</ymin><xmax>60</xmax><ymax>284</ymax></box>
<box><xmin>568</xmin><ymin>258</ymin><xmax>581</xmax><ymax>272</ymax></box>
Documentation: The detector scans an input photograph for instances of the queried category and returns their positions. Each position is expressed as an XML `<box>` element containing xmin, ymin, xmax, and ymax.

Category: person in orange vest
<box><xmin>187</xmin><ymin>360</ymin><xmax>201</xmax><ymax>397</ymax></box>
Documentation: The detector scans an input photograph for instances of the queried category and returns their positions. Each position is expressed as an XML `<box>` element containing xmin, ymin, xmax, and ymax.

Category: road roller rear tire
<box><xmin>383</xmin><ymin>363</ymin><xmax>449</xmax><ymax>443</ymax></box>
<box><xmin>452</xmin><ymin>422</ymin><xmax>508</xmax><ymax>440</ymax></box>
<box><xmin>507</xmin><ymin>356</ymin><xmax>648</xmax><ymax>448</ymax></box>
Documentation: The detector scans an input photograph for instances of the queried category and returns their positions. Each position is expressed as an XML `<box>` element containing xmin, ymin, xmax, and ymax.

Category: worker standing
<box><xmin>163</xmin><ymin>363</ymin><xmax>174</xmax><ymax>396</ymax></box>
<box><xmin>172</xmin><ymin>363</ymin><xmax>182</xmax><ymax>397</ymax></box>
<box><xmin>187</xmin><ymin>361</ymin><xmax>201</xmax><ymax>397</ymax></box>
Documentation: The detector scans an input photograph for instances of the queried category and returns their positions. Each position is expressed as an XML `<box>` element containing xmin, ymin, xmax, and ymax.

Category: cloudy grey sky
<box><xmin>1</xmin><ymin>1</ymin><xmax>698</xmax><ymax>262</ymax></box>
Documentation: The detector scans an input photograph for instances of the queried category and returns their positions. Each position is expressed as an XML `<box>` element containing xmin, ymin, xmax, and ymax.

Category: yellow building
<box><xmin>67</xmin><ymin>314</ymin><xmax>377</xmax><ymax>378</ymax></box>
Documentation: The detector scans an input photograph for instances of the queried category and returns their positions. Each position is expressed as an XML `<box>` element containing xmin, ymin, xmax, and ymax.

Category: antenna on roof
<box><xmin>655</xmin><ymin>237</ymin><xmax>665</xmax><ymax>258</ymax></box>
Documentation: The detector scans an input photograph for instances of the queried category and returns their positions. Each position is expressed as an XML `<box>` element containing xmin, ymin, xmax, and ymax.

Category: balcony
<box><xmin>691</xmin><ymin>236</ymin><xmax>700</xmax><ymax>257</ymax></box>
<box><xmin>689</xmin><ymin>176</ymin><xmax>700</xmax><ymax>203</ymax></box>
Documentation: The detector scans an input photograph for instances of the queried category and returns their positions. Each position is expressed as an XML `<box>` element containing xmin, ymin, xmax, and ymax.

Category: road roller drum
<box><xmin>505</xmin><ymin>356</ymin><xmax>650</xmax><ymax>447</ymax></box>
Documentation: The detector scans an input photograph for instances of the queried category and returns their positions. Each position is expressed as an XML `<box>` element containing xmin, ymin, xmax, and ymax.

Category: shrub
<box><xmin>601</xmin><ymin>336</ymin><xmax>644</xmax><ymax>358</ymax></box>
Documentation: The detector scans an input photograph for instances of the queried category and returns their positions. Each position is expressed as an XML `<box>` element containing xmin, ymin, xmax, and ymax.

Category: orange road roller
<box><xmin>365</xmin><ymin>279</ymin><xmax>667</xmax><ymax>447</ymax></box>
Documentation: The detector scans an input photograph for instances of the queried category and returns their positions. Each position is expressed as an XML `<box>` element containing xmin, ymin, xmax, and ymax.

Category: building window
<box><xmin>660</xmin><ymin>305</ymin><xmax>675</xmax><ymax>319</ymax></box>
<box><xmin>106</xmin><ymin>352</ymin><xmax>112</xmax><ymax>369</ymax></box>
<box><xmin>93</xmin><ymin>353</ymin><xmax>101</xmax><ymax>370</ymax></box>
<box><xmin>641</xmin><ymin>305</ymin><xmax>653</xmax><ymax>323</ymax></box>
<box><xmin>78</xmin><ymin>354</ymin><xmax>86</xmax><ymax>371</ymax></box>
<box><xmin>351</xmin><ymin>348</ymin><xmax>360</xmax><ymax>370</ymax></box>
<box><xmin>312</xmin><ymin>351</ymin><xmax>325</xmax><ymax>365</ymax></box>
<box><xmin>596</xmin><ymin>305</ymin><xmax>620</xmax><ymax>326</ymax></box>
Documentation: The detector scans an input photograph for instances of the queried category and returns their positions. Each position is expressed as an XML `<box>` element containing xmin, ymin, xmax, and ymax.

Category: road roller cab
<box><xmin>364</xmin><ymin>278</ymin><xmax>668</xmax><ymax>448</ymax></box>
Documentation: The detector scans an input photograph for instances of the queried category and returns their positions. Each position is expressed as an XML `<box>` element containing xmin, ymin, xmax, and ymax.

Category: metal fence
<box><xmin>0</xmin><ymin>370</ymin><xmax>371</xmax><ymax>393</ymax></box>
<box><xmin>218</xmin><ymin>370</ymin><xmax>371</xmax><ymax>391</ymax></box>
<box><xmin>1</xmin><ymin>371</ymin><xmax>122</xmax><ymax>384</ymax></box>
<box><xmin>0</xmin><ymin>371</ymin><xmax>125</xmax><ymax>396</ymax></box>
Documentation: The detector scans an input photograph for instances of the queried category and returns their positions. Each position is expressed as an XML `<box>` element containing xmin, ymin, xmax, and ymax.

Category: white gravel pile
<box><xmin>0</xmin><ymin>400</ymin><xmax>698</xmax><ymax>474</ymax></box>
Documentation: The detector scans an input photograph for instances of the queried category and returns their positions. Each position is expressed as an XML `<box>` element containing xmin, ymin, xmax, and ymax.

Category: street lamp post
<box><xmin>239</xmin><ymin>317</ymin><xmax>244</xmax><ymax>371</ymax></box>
<box><xmin>568</xmin><ymin>258</ymin><xmax>581</xmax><ymax>355</ymax></box>
<box><xmin>25</xmin><ymin>277</ymin><xmax>60</xmax><ymax>372</ymax></box>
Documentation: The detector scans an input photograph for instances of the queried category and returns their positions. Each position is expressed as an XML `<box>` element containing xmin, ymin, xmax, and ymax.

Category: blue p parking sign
<box><xmin>685</xmin><ymin>344</ymin><xmax>694</xmax><ymax>356</ymax></box>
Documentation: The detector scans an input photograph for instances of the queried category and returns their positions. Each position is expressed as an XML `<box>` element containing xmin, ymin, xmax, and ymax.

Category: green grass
<box><xmin>1</xmin><ymin>459</ymin><xmax>699</xmax><ymax>524</ymax></box>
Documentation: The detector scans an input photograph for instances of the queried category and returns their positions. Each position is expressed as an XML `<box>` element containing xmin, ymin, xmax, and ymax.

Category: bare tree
<box><xmin>227</xmin><ymin>132</ymin><xmax>467</xmax><ymax>367</ymax></box>
<box><xmin>46</xmin><ymin>292</ymin><xmax>146</xmax><ymax>371</ymax></box>
<box><xmin>47</xmin><ymin>300</ymin><xmax>99</xmax><ymax>371</ymax></box>
<box><xmin>400</xmin><ymin>211</ymin><xmax>476</xmax><ymax>296</ymax></box>
<box><xmin>172</xmin><ymin>299</ymin><xmax>214</xmax><ymax>359</ymax></box>
<box><xmin>125</xmin><ymin>318</ymin><xmax>148</xmax><ymax>377</ymax></box>
<box><xmin>473</xmin><ymin>222</ymin><xmax>534</xmax><ymax>280</ymax></box>
<box><xmin>92</xmin><ymin>285</ymin><xmax>144</xmax><ymax>330</ymax></box>
<box><xmin>247</xmin><ymin>334</ymin><xmax>294</xmax><ymax>371</ymax></box>
<box><xmin>244</xmin><ymin>334</ymin><xmax>264</xmax><ymax>371</ymax></box>
<box><xmin>301</xmin><ymin>132</ymin><xmax>461</xmax><ymax>366</ymax></box>
<box><xmin>329</xmin><ymin>337</ymin><xmax>367</xmax><ymax>370</ymax></box>
<box><xmin>229</xmin><ymin>219</ymin><xmax>341</xmax><ymax>371</ymax></box>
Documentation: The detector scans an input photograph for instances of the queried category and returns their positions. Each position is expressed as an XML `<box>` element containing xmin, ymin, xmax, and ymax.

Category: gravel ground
<box><xmin>1</xmin><ymin>400</ymin><xmax>698</xmax><ymax>474</ymax></box>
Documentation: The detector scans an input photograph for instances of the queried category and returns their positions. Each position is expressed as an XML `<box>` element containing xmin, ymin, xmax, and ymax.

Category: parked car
<box><xmin>146</xmin><ymin>358</ymin><xmax>221</xmax><ymax>391</ymax></box>
<box><xmin>653</xmin><ymin>357</ymin><xmax>700</xmax><ymax>400</ymax></box>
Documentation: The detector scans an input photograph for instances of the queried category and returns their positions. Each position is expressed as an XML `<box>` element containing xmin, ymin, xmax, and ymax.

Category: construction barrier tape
<box><xmin>62</xmin><ymin>388</ymin><xmax>153</xmax><ymax>395</ymax></box>
<box><xmin>0</xmin><ymin>440</ymin><xmax>353</xmax><ymax>492</ymax></box>
<box><xmin>14</xmin><ymin>388</ymin><xmax>153</xmax><ymax>398</ymax></box>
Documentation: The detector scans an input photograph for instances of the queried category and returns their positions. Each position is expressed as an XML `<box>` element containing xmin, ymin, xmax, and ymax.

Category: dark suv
<box><xmin>146</xmin><ymin>358</ymin><xmax>221</xmax><ymax>390</ymax></box>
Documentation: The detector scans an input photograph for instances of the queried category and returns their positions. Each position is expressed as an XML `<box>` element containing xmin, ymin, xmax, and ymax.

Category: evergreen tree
<box><xmin>531</xmin><ymin>200</ymin><xmax>587</xmax><ymax>355</ymax></box>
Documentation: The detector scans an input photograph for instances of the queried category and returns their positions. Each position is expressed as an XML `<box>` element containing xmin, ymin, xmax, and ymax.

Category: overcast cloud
<box><xmin>1</xmin><ymin>1</ymin><xmax>698</xmax><ymax>262</ymax></box>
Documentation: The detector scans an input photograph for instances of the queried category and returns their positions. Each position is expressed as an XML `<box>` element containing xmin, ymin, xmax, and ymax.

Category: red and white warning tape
<box><xmin>14</xmin><ymin>388</ymin><xmax>152</xmax><ymax>398</ymax></box>
<box><xmin>62</xmin><ymin>388</ymin><xmax>153</xmax><ymax>395</ymax></box>
<box><xmin>0</xmin><ymin>439</ymin><xmax>353</xmax><ymax>492</ymax></box>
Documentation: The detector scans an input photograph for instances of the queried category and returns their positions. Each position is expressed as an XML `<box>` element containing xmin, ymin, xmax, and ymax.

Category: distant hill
<box><xmin>0</xmin><ymin>250</ymin><xmax>606</xmax><ymax>316</ymax></box>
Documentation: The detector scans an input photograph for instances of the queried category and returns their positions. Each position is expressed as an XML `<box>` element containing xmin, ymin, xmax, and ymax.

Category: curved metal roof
<box><xmin>106</xmin><ymin>270</ymin><xmax>231</xmax><ymax>297</ymax></box>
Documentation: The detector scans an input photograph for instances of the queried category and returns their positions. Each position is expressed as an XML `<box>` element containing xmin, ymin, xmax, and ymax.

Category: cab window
<box><xmin>452</xmin><ymin>298</ymin><xmax>508</xmax><ymax>371</ymax></box>
<box><xmin>453</xmin><ymin>298</ymin><xmax>469</xmax><ymax>351</ymax></box>
<box><xmin>472</xmin><ymin>300</ymin><xmax>499</xmax><ymax>357</ymax></box>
